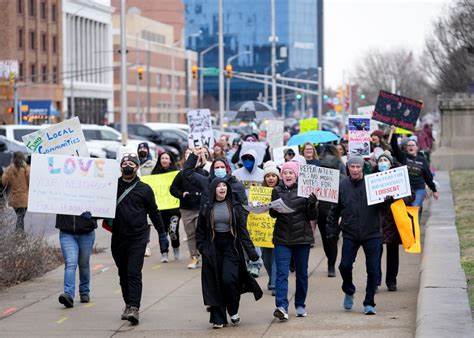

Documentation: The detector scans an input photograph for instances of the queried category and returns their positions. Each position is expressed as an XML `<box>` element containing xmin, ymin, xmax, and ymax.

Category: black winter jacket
<box><xmin>327</xmin><ymin>176</ymin><xmax>384</xmax><ymax>242</ymax></box>
<box><xmin>113</xmin><ymin>177</ymin><xmax>164</xmax><ymax>239</ymax></box>
<box><xmin>170</xmin><ymin>168</ymin><xmax>208</xmax><ymax>210</ymax></box>
<box><xmin>269</xmin><ymin>182</ymin><xmax>317</xmax><ymax>246</ymax></box>
<box><xmin>56</xmin><ymin>215</ymin><xmax>97</xmax><ymax>235</ymax></box>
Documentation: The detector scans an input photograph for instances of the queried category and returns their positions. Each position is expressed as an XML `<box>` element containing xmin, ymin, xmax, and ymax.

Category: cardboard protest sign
<box><xmin>187</xmin><ymin>109</ymin><xmax>214</xmax><ymax>149</ymax></box>
<box><xmin>299</xmin><ymin>118</ymin><xmax>318</xmax><ymax>133</ymax></box>
<box><xmin>141</xmin><ymin>171</ymin><xmax>180</xmax><ymax>210</ymax></box>
<box><xmin>22</xmin><ymin>117</ymin><xmax>88</xmax><ymax>156</ymax></box>
<box><xmin>364</xmin><ymin>166</ymin><xmax>411</xmax><ymax>205</ymax></box>
<box><xmin>241</xmin><ymin>141</ymin><xmax>267</xmax><ymax>165</ymax></box>
<box><xmin>272</xmin><ymin>145</ymin><xmax>299</xmax><ymax>165</ymax></box>
<box><xmin>297</xmin><ymin>164</ymin><xmax>340</xmax><ymax>203</ymax></box>
<box><xmin>265</xmin><ymin>120</ymin><xmax>284</xmax><ymax>149</ymax></box>
<box><xmin>27</xmin><ymin>154</ymin><xmax>119</xmax><ymax>217</ymax></box>
<box><xmin>348</xmin><ymin>115</ymin><xmax>371</xmax><ymax>157</ymax></box>
<box><xmin>372</xmin><ymin>90</ymin><xmax>423</xmax><ymax>131</ymax></box>
<box><xmin>247</xmin><ymin>186</ymin><xmax>275</xmax><ymax>248</ymax></box>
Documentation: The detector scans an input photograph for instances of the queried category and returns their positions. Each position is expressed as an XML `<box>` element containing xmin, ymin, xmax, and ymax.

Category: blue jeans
<box><xmin>59</xmin><ymin>231</ymin><xmax>95</xmax><ymax>298</ymax></box>
<box><xmin>339</xmin><ymin>237</ymin><xmax>382</xmax><ymax>307</ymax></box>
<box><xmin>411</xmin><ymin>189</ymin><xmax>426</xmax><ymax>207</ymax></box>
<box><xmin>274</xmin><ymin>244</ymin><xmax>310</xmax><ymax>311</ymax></box>
<box><xmin>261</xmin><ymin>247</ymin><xmax>277</xmax><ymax>289</ymax></box>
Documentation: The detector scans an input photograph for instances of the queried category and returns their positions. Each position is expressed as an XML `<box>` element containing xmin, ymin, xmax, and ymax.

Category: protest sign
<box><xmin>187</xmin><ymin>109</ymin><xmax>214</xmax><ymax>149</ymax></box>
<box><xmin>247</xmin><ymin>186</ymin><xmax>275</xmax><ymax>248</ymax></box>
<box><xmin>297</xmin><ymin>164</ymin><xmax>340</xmax><ymax>203</ymax></box>
<box><xmin>27</xmin><ymin>154</ymin><xmax>119</xmax><ymax>218</ymax></box>
<box><xmin>396</xmin><ymin>127</ymin><xmax>413</xmax><ymax>135</ymax></box>
<box><xmin>141</xmin><ymin>171</ymin><xmax>180</xmax><ymax>210</ymax></box>
<box><xmin>265</xmin><ymin>120</ymin><xmax>284</xmax><ymax>149</ymax></box>
<box><xmin>299</xmin><ymin>118</ymin><xmax>318</xmax><ymax>133</ymax></box>
<box><xmin>272</xmin><ymin>145</ymin><xmax>299</xmax><ymax>165</ymax></box>
<box><xmin>241</xmin><ymin>141</ymin><xmax>267</xmax><ymax>165</ymax></box>
<box><xmin>372</xmin><ymin>90</ymin><xmax>423</xmax><ymax>131</ymax></box>
<box><xmin>357</xmin><ymin>105</ymin><xmax>375</xmax><ymax>115</ymax></box>
<box><xmin>365</xmin><ymin>165</ymin><xmax>411</xmax><ymax>205</ymax></box>
<box><xmin>348</xmin><ymin>115</ymin><xmax>371</xmax><ymax>157</ymax></box>
<box><xmin>22</xmin><ymin>117</ymin><xmax>88</xmax><ymax>157</ymax></box>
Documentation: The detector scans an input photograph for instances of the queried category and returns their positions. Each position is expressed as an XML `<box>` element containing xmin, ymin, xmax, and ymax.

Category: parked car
<box><xmin>144</xmin><ymin>123</ymin><xmax>188</xmax><ymax>154</ymax></box>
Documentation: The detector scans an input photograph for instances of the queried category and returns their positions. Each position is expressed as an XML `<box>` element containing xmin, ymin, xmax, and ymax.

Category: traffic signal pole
<box><xmin>218</xmin><ymin>0</ymin><xmax>224</xmax><ymax>131</ymax></box>
<box><xmin>120</xmin><ymin>0</ymin><xmax>128</xmax><ymax>145</ymax></box>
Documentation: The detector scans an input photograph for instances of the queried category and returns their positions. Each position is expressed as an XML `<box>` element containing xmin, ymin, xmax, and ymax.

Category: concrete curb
<box><xmin>415</xmin><ymin>171</ymin><xmax>473</xmax><ymax>338</ymax></box>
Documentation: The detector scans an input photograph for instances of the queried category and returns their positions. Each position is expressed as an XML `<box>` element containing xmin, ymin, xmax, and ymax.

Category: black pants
<box><xmin>209</xmin><ymin>232</ymin><xmax>240</xmax><ymax>325</ymax></box>
<box><xmin>377</xmin><ymin>243</ymin><xmax>399</xmax><ymax>287</ymax></box>
<box><xmin>14</xmin><ymin>207</ymin><xmax>27</xmax><ymax>231</ymax></box>
<box><xmin>158</xmin><ymin>209</ymin><xmax>181</xmax><ymax>253</ymax></box>
<box><xmin>111</xmin><ymin>235</ymin><xmax>148</xmax><ymax>308</ymax></box>
<box><xmin>317</xmin><ymin>211</ymin><xmax>338</xmax><ymax>268</ymax></box>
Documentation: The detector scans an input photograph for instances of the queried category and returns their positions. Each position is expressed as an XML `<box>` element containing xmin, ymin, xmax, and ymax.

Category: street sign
<box><xmin>202</xmin><ymin>67</ymin><xmax>219</xmax><ymax>77</ymax></box>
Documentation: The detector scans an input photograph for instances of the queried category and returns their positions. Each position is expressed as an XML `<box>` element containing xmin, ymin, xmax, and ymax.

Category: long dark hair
<box><xmin>152</xmin><ymin>151</ymin><xmax>177</xmax><ymax>174</ymax></box>
<box><xmin>13</xmin><ymin>152</ymin><xmax>26</xmax><ymax>169</ymax></box>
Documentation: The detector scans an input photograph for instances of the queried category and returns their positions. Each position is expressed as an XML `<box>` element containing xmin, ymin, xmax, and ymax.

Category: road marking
<box><xmin>93</xmin><ymin>264</ymin><xmax>104</xmax><ymax>271</ymax></box>
<box><xmin>152</xmin><ymin>264</ymin><xmax>161</xmax><ymax>270</ymax></box>
<box><xmin>56</xmin><ymin>316</ymin><xmax>68</xmax><ymax>324</ymax></box>
<box><xmin>84</xmin><ymin>302</ymin><xmax>95</xmax><ymax>308</ymax></box>
<box><xmin>2</xmin><ymin>307</ymin><xmax>17</xmax><ymax>316</ymax></box>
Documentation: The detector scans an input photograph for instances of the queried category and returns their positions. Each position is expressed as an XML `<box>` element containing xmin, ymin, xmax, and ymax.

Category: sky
<box><xmin>324</xmin><ymin>0</ymin><xmax>453</xmax><ymax>88</ymax></box>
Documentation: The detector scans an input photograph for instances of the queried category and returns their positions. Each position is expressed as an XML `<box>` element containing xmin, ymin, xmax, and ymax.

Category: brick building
<box><xmin>0</xmin><ymin>0</ymin><xmax>63</xmax><ymax>124</ymax></box>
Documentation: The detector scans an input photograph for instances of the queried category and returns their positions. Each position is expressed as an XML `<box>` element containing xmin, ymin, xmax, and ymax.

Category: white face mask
<box><xmin>214</xmin><ymin>168</ymin><xmax>227</xmax><ymax>178</ymax></box>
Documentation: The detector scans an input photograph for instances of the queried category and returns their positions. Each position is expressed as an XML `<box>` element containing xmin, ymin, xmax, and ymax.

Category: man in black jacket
<box><xmin>327</xmin><ymin>156</ymin><xmax>383</xmax><ymax>315</ymax></box>
<box><xmin>112</xmin><ymin>154</ymin><xmax>165</xmax><ymax>326</ymax></box>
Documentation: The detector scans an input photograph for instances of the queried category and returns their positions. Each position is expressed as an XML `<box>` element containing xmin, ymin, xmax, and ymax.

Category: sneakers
<box><xmin>212</xmin><ymin>323</ymin><xmax>224</xmax><ymax>329</ymax></box>
<box><xmin>230</xmin><ymin>314</ymin><xmax>240</xmax><ymax>325</ymax></box>
<box><xmin>273</xmin><ymin>307</ymin><xmax>289</xmax><ymax>321</ymax></box>
<box><xmin>161</xmin><ymin>252</ymin><xmax>169</xmax><ymax>263</ymax></box>
<box><xmin>248</xmin><ymin>266</ymin><xmax>259</xmax><ymax>278</ymax></box>
<box><xmin>364</xmin><ymin>305</ymin><xmax>376</xmax><ymax>315</ymax></box>
<box><xmin>187</xmin><ymin>256</ymin><xmax>200</xmax><ymax>269</ymax></box>
<box><xmin>343</xmin><ymin>294</ymin><xmax>354</xmax><ymax>310</ymax></box>
<box><xmin>144</xmin><ymin>246</ymin><xmax>151</xmax><ymax>257</ymax></box>
<box><xmin>327</xmin><ymin>265</ymin><xmax>336</xmax><ymax>278</ymax></box>
<box><xmin>296</xmin><ymin>307</ymin><xmax>307</xmax><ymax>317</ymax></box>
<box><xmin>127</xmin><ymin>306</ymin><xmax>140</xmax><ymax>325</ymax></box>
<box><xmin>121</xmin><ymin>305</ymin><xmax>131</xmax><ymax>320</ymax></box>
<box><xmin>173</xmin><ymin>247</ymin><xmax>180</xmax><ymax>261</ymax></box>
<box><xmin>80</xmin><ymin>294</ymin><xmax>90</xmax><ymax>303</ymax></box>
<box><xmin>169</xmin><ymin>216</ymin><xmax>179</xmax><ymax>241</ymax></box>
<box><xmin>58</xmin><ymin>293</ymin><xmax>74</xmax><ymax>308</ymax></box>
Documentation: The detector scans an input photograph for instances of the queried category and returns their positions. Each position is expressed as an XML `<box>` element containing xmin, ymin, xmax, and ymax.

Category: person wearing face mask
<box><xmin>231</xmin><ymin>134</ymin><xmax>271</xmax><ymax>167</ymax></box>
<box><xmin>170</xmin><ymin>148</ymin><xmax>209</xmax><ymax>269</ymax></box>
<box><xmin>112</xmin><ymin>154</ymin><xmax>165</xmax><ymax>326</ymax></box>
<box><xmin>270</xmin><ymin>161</ymin><xmax>318</xmax><ymax>321</ymax></box>
<box><xmin>196</xmin><ymin>178</ymin><xmax>262</xmax><ymax>329</ymax></box>
<box><xmin>137</xmin><ymin>142</ymin><xmax>156</xmax><ymax>176</ymax></box>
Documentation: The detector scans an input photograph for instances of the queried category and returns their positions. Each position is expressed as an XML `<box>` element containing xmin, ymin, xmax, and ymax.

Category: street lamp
<box><xmin>199</xmin><ymin>43</ymin><xmax>218</xmax><ymax>107</ymax></box>
<box><xmin>226</xmin><ymin>51</ymin><xmax>251</xmax><ymax>111</ymax></box>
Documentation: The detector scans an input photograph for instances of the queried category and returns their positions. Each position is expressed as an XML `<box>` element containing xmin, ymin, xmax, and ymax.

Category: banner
<box><xmin>348</xmin><ymin>115</ymin><xmax>371</xmax><ymax>157</ymax></box>
<box><xmin>27</xmin><ymin>154</ymin><xmax>119</xmax><ymax>218</ymax></box>
<box><xmin>247</xmin><ymin>186</ymin><xmax>275</xmax><ymax>248</ymax></box>
<box><xmin>272</xmin><ymin>145</ymin><xmax>299</xmax><ymax>165</ymax></box>
<box><xmin>22</xmin><ymin>117</ymin><xmax>88</xmax><ymax>157</ymax></box>
<box><xmin>372</xmin><ymin>90</ymin><xmax>423</xmax><ymax>131</ymax></box>
<box><xmin>396</xmin><ymin>127</ymin><xmax>413</xmax><ymax>135</ymax></box>
<box><xmin>299</xmin><ymin>118</ymin><xmax>318</xmax><ymax>133</ymax></box>
<box><xmin>297</xmin><ymin>164</ymin><xmax>340</xmax><ymax>203</ymax></box>
<box><xmin>265</xmin><ymin>120</ymin><xmax>284</xmax><ymax>149</ymax></box>
<box><xmin>187</xmin><ymin>109</ymin><xmax>214</xmax><ymax>149</ymax></box>
<box><xmin>365</xmin><ymin>166</ymin><xmax>411</xmax><ymax>205</ymax></box>
<box><xmin>241</xmin><ymin>141</ymin><xmax>267</xmax><ymax>165</ymax></box>
<box><xmin>141</xmin><ymin>171</ymin><xmax>180</xmax><ymax>210</ymax></box>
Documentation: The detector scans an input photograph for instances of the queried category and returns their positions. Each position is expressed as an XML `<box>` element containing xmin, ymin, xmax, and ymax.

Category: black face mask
<box><xmin>122</xmin><ymin>166</ymin><xmax>135</xmax><ymax>176</ymax></box>
<box><xmin>138</xmin><ymin>151</ymin><xmax>148</xmax><ymax>158</ymax></box>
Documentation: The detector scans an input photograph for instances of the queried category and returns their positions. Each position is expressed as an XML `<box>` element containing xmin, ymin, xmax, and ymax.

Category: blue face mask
<box><xmin>242</xmin><ymin>159</ymin><xmax>255</xmax><ymax>172</ymax></box>
<box><xmin>378</xmin><ymin>162</ymin><xmax>390</xmax><ymax>172</ymax></box>
<box><xmin>214</xmin><ymin>167</ymin><xmax>227</xmax><ymax>178</ymax></box>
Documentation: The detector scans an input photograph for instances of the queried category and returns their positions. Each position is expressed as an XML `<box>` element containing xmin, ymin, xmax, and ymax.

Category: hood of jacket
<box><xmin>207</xmin><ymin>177</ymin><xmax>233</xmax><ymax>207</ymax></box>
<box><xmin>320</xmin><ymin>154</ymin><xmax>341</xmax><ymax>170</ymax></box>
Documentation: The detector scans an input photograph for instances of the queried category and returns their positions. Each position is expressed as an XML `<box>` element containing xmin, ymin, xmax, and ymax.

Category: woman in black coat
<box><xmin>196</xmin><ymin>177</ymin><xmax>263</xmax><ymax>329</ymax></box>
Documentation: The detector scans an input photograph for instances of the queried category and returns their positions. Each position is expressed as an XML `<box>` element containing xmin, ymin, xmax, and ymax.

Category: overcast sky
<box><xmin>324</xmin><ymin>0</ymin><xmax>452</xmax><ymax>88</ymax></box>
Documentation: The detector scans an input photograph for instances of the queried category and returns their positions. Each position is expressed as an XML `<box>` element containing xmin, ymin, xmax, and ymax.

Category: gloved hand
<box><xmin>80</xmin><ymin>211</ymin><xmax>92</xmax><ymax>220</ymax></box>
<box><xmin>384</xmin><ymin>196</ymin><xmax>394</xmax><ymax>203</ymax></box>
<box><xmin>248</xmin><ymin>251</ymin><xmax>260</xmax><ymax>262</ymax></box>
<box><xmin>308</xmin><ymin>192</ymin><xmax>318</xmax><ymax>205</ymax></box>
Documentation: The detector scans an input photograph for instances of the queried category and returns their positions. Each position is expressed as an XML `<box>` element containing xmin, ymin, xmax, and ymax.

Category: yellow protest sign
<box><xmin>300</xmin><ymin>118</ymin><xmax>318</xmax><ymax>133</ymax></box>
<box><xmin>247</xmin><ymin>186</ymin><xmax>275</xmax><ymax>248</ymax></box>
<box><xmin>141</xmin><ymin>171</ymin><xmax>180</xmax><ymax>210</ymax></box>
<box><xmin>396</xmin><ymin>127</ymin><xmax>412</xmax><ymax>135</ymax></box>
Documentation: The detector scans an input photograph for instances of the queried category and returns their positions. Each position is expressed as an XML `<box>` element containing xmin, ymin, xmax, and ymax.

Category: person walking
<box><xmin>112</xmin><ymin>154</ymin><xmax>165</xmax><ymax>325</ymax></box>
<box><xmin>152</xmin><ymin>151</ymin><xmax>181</xmax><ymax>262</ymax></box>
<box><xmin>56</xmin><ymin>212</ymin><xmax>97</xmax><ymax>308</ymax></box>
<box><xmin>196</xmin><ymin>177</ymin><xmax>263</xmax><ymax>329</ymax></box>
<box><xmin>270</xmin><ymin>161</ymin><xmax>318</xmax><ymax>321</ymax></box>
<box><xmin>170</xmin><ymin>149</ymin><xmax>208</xmax><ymax>269</ymax></box>
<box><xmin>1</xmin><ymin>152</ymin><xmax>29</xmax><ymax>231</ymax></box>
<box><xmin>326</xmin><ymin>156</ymin><xmax>385</xmax><ymax>315</ymax></box>
<box><xmin>137</xmin><ymin>142</ymin><xmax>157</xmax><ymax>176</ymax></box>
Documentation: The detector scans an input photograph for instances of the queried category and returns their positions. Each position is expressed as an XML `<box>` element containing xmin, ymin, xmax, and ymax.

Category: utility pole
<box><xmin>136</xmin><ymin>36</ymin><xmax>141</xmax><ymax>122</ymax></box>
<box><xmin>317</xmin><ymin>67</ymin><xmax>323</xmax><ymax>129</ymax></box>
<box><xmin>146</xmin><ymin>49</ymin><xmax>151</xmax><ymax>122</ymax></box>
<box><xmin>13</xmin><ymin>81</ymin><xmax>19</xmax><ymax>124</ymax></box>
<box><xmin>270</xmin><ymin>0</ymin><xmax>277</xmax><ymax>110</ymax></box>
<box><xmin>71</xmin><ymin>71</ymin><xmax>75</xmax><ymax>117</ymax></box>
<box><xmin>218</xmin><ymin>0</ymin><xmax>224</xmax><ymax>131</ymax></box>
<box><xmin>120</xmin><ymin>0</ymin><xmax>128</xmax><ymax>145</ymax></box>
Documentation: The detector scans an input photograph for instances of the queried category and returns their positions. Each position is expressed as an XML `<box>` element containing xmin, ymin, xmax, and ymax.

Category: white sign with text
<box><xmin>364</xmin><ymin>166</ymin><xmax>411</xmax><ymax>205</ymax></box>
<box><xmin>187</xmin><ymin>109</ymin><xmax>214</xmax><ymax>149</ymax></box>
<box><xmin>297</xmin><ymin>164</ymin><xmax>340</xmax><ymax>203</ymax></box>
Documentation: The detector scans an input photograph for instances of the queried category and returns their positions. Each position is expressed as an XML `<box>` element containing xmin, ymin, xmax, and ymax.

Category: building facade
<box><xmin>184</xmin><ymin>0</ymin><xmax>324</xmax><ymax>116</ymax></box>
<box><xmin>112</xmin><ymin>12</ymin><xmax>198</xmax><ymax>123</ymax></box>
<box><xmin>62</xmin><ymin>0</ymin><xmax>114</xmax><ymax>124</ymax></box>
<box><xmin>0</xmin><ymin>0</ymin><xmax>63</xmax><ymax>124</ymax></box>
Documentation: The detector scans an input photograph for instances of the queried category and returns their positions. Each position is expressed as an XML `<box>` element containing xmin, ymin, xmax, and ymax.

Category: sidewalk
<box><xmin>0</xmin><ymin>221</ymin><xmax>421</xmax><ymax>337</ymax></box>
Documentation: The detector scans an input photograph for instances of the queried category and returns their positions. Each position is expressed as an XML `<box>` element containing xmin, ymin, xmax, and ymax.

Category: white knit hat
<box><xmin>263</xmin><ymin>161</ymin><xmax>280</xmax><ymax>177</ymax></box>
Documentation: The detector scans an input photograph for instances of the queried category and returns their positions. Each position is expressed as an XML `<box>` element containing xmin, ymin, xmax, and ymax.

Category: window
<box><xmin>52</xmin><ymin>35</ymin><xmax>57</xmax><ymax>53</ymax></box>
<box><xmin>18</xmin><ymin>28</ymin><xmax>24</xmax><ymax>49</ymax></box>
<box><xmin>18</xmin><ymin>0</ymin><xmax>23</xmax><ymax>14</ymax></box>
<box><xmin>52</xmin><ymin>66</ymin><xmax>57</xmax><ymax>83</ymax></box>
<box><xmin>41</xmin><ymin>33</ymin><xmax>47</xmax><ymax>51</ymax></box>
<box><xmin>29</xmin><ymin>0</ymin><xmax>35</xmax><ymax>16</ymax></box>
<box><xmin>41</xmin><ymin>65</ymin><xmax>47</xmax><ymax>82</ymax></box>
<box><xmin>40</xmin><ymin>1</ymin><xmax>46</xmax><ymax>19</ymax></box>
<box><xmin>14</xmin><ymin>129</ymin><xmax>40</xmax><ymax>141</ymax></box>
<box><xmin>167</xmin><ymin>75</ymin><xmax>172</xmax><ymax>88</ymax></box>
<box><xmin>175</xmin><ymin>77</ymin><xmax>180</xmax><ymax>90</ymax></box>
<box><xmin>19</xmin><ymin>62</ymin><xmax>24</xmax><ymax>80</ymax></box>
<box><xmin>30</xmin><ymin>63</ymin><xmax>36</xmax><ymax>82</ymax></box>
<box><xmin>156</xmin><ymin>74</ymin><xmax>161</xmax><ymax>88</ymax></box>
<box><xmin>51</xmin><ymin>4</ymin><xmax>57</xmax><ymax>22</ymax></box>
<box><xmin>30</xmin><ymin>31</ymin><xmax>36</xmax><ymax>50</ymax></box>
<box><xmin>99</xmin><ymin>130</ymin><xmax>120</xmax><ymax>141</ymax></box>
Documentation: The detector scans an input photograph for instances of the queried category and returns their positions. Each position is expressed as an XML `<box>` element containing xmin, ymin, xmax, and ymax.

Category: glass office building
<box><xmin>184</xmin><ymin>0</ymin><xmax>323</xmax><ymax>116</ymax></box>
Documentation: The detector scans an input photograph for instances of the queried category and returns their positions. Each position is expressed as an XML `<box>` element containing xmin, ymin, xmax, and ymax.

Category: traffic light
<box><xmin>192</xmin><ymin>65</ymin><xmax>198</xmax><ymax>79</ymax></box>
<box><xmin>137</xmin><ymin>66</ymin><xmax>144</xmax><ymax>80</ymax></box>
<box><xmin>7</xmin><ymin>106</ymin><xmax>14</xmax><ymax>114</ymax></box>
<box><xmin>296</xmin><ymin>93</ymin><xmax>302</xmax><ymax>100</ymax></box>
<box><xmin>360</xmin><ymin>93</ymin><xmax>366</xmax><ymax>100</ymax></box>
<box><xmin>225</xmin><ymin>64</ymin><xmax>233</xmax><ymax>78</ymax></box>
